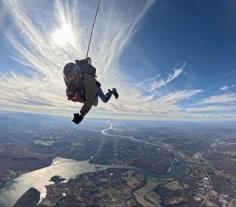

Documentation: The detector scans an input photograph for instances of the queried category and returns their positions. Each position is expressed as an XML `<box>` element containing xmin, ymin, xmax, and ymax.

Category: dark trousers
<box><xmin>97</xmin><ymin>87</ymin><xmax>112</xmax><ymax>103</ymax></box>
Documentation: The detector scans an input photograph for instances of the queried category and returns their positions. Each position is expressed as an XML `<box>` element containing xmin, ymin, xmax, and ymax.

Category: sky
<box><xmin>0</xmin><ymin>0</ymin><xmax>236</xmax><ymax>120</ymax></box>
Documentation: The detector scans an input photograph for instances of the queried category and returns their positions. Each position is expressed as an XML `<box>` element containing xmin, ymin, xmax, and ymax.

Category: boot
<box><xmin>110</xmin><ymin>88</ymin><xmax>119</xmax><ymax>99</ymax></box>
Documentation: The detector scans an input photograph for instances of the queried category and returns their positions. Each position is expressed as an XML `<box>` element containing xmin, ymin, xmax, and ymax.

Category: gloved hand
<box><xmin>72</xmin><ymin>113</ymin><xmax>84</xmax><ymax>124</ymax></box>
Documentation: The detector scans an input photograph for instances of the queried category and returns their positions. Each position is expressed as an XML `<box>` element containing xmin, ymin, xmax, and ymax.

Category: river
<box><xmin>0</xmin><ymin>153</ymin><xmax>186</xmax><ymax>207</ymax></box>
<box><xmin>0</xmin><ymin>158</ymin><xmax>96</xmax><ymax>207</ymax></box>
<box><xmin>0</xmin><ymin>123</ymin><xmax>187</xmax><ymax>207</ymax></box>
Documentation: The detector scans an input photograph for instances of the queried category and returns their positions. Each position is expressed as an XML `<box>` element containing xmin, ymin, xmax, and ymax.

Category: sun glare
<box><xmin>51</xmin><ymin>24</ymin><xmax>75</xmax><ymax>46</ymax></box>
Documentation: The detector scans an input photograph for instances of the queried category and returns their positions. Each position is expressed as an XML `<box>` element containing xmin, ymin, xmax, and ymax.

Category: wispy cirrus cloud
<box><xmin>184</xmin><ymin>93</ymin><xmax>236</xmax><ymax>115</ymax></box>
<box><xmin>136</xmin><ymin>74</ymin><xmax>160</xmax><ymax>88</ymax></box>
<box><xmin>136</xmin><ymin>63</ymin><xmax>186</xmax><ymax>92</ymax></box>
<box><xmin>185</xmin><ymin>105</ymin><xmax>235</xmax><ymax>113</ymax></box>
<box><xmin>200</xmin><ymin>93</ymin><xmax>236</xmax><ymax>105</ymax></box>
<box><xmin>102</xmin><ymin>89</ymin><xmax>202</xmax><ymax>115</ymax></box>
<box><xmin>220</xmin><ymin>85</ymin><xmax>234</xmax><ymax>91</ymax></box>
<box><xmin>0</xmin><ymin>0</ymin><xmax>159</xmax><ymax>116</ymax></box>
<box><xmin>0</xmin><ymin>0</ymin><xmax>235</xmax><ymax>120</ymax></box>
<box><xmin>156</xmin><ymin>89</ymin><xmax>201</xmax><ymax>105</ymax></box>
<box><xmin>220</xmin><ymin>85</ymin><xmax>228</xmax><ymax>91</ymax></box>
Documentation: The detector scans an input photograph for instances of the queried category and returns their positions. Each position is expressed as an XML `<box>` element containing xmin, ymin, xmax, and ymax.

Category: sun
<box><xmin>51</xmin><ymin>24</ymin><xmax>75</xmax><ymax>46</ymax></box>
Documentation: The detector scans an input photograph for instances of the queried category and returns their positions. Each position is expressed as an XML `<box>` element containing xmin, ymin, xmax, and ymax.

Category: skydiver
<box><xmin>63</xmin><ymin>57</ymin><xmax>119</xmax><ymax>125</ymax></box>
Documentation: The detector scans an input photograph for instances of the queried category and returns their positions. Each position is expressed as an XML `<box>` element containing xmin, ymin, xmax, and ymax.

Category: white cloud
<box><xmin>200</xmin><ymin>93</ymin><xmax>236</xmax><ymax>104</ymax></box>
<box><xmin>183</xmin><ymin>92</ymin><xmax>236</xmax><ymax>115</ymax></box>
<box><xmin>156</xmin><ymin>89</ymin><xmax>201</xmax><ymax>105</ymax></box>
<box><xmin>136</xmin><ymin>74</ymin><xmax>160</xmax><ymax>87</ymax></box>
<box><xmin>1</xmin><ymin>1</ymin><xmax>235</xmax><ymax>120</ymax></box>
<box><xmin>220</xmin><ymin>85</ymin><xmax>234</xmax><ymax>91</ymax></box>
<box><xmin>136</xmin><ymin>63</ymin><xmax>186</xmax><ymax>92</ymax></box>
<box><xmin>114</xmin><ymin>89</ymin><xmax>202</xmax><ymax>114</ymax></box>
<box><xmin>0</xmin><ymin>0</ymin><xmax>158</xmax><ymax>116</ymax></box>
<box><xmin>185</xmin><ymin>105</ymin><xmax>235</xmax><ymax>113</ymax></box>
<box><xmin>220</xmin><ymin>85</ymin><xmax>228</xmax><ymax>91</ymax></box>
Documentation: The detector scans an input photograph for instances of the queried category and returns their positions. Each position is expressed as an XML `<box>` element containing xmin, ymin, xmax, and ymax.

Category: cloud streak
<box><xmin>220</xmin><ymin>85</ymin><xmax>228</xmax><ymax>91</ymax></box>
<box><xmin>184</xmin><ymin>93</ymin><xmax>236</xmax><ymax>116</ymax></box>
<box><xmin>185</xmin><ymin>105</ymin><xmax>235</xmax><ymax>113</ymax></box>
<box><xmin>136</xmin><ymin>63</ymin><xmax>186</xmax><ymax>92</ymax></box>
<box><xmin>220</xmin><ymin>85</ymin><xmax>234</xmax><ymax>91</ymax></box>
<box><xmin>0</xmin><ymin>0</ymin><xmax>162</xmax><ymax>116</ymax></box>
<box><xmin>200</xmin><ymin>93</ymin><xmax>236</xmax><ymax>105</ymax></box>
<box><xmin>0</xmin><ymin>1</ymin><xmax>235</xmax><ymax>120</ymax></box>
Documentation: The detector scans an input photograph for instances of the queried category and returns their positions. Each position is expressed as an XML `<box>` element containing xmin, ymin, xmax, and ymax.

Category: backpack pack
<box><xmin>75</xmin><ymin>59</ymin><xmax>96</xmax><ymax>78</ymax></box>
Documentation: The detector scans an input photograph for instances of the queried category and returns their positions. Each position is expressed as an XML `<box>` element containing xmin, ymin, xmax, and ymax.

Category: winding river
<box><xmin>0</xmin><ymin>154</ymin><xmax>186</xmax><ymax>207</ymax></box>
<box><xmin>0</xmin><ymin>123</ymin><xmax>187</xmax><ymax>207</ymax></box>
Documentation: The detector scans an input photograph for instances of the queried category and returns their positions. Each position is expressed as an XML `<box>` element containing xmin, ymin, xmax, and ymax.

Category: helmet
<box><xmin>63</xmin><ymin>62</ymin><xmax>76</xmax><ymax>79</ymax></box>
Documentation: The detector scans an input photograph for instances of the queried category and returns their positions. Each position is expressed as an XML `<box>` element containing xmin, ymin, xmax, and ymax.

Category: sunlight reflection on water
<box><xmin>0</xmin><ymin>157</ymin><xmax>96</xmax><ymax>207</ymax></box>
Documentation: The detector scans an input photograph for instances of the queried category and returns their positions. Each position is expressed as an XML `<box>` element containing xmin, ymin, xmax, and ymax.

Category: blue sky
<box><xmin>0</xmin><ymin>0</ymin><xmax>236</xmax><ymax>120</ymax></box>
